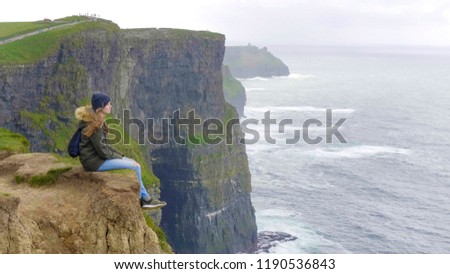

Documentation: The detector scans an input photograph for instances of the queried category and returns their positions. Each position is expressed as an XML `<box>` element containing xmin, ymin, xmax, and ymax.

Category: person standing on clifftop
<box><xmin>75</xmin><ymin>92</ymin><xmax>166</xmax><ymax>209</ymax></box>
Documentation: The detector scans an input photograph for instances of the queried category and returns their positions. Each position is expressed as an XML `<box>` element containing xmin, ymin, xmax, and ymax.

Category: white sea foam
<box><xmin>275</xmin><ymin>73</ymin><xmax>315</xmax><ymax>80</ymax></box>
<box><xmin>257</xmin><ymin>208</ymin><xmax>301</xmax><ymax>218</ymax></box>
<box><xmin>245</xmin><ymin>49</ymin><xmax>449</xmax><ymax>254</ymax></box>
<box><xmin>239</xmin><ymin>74</ymin><xmax>315</xmax><ymax>82</ymax></box>
<box><xmin>255</xmin><ymin>208</ymin><xmax>350</xmax><ymax>253</ymax></box>
<box><xmin>303</xmin><ymin>145</ymin><xmax>411</xmax><ymax>159</ymax></box>
<box><xmin>238</xmin><ymin>76</ymin><xmax>269</xmax><ymax>81</ymax></box>
<box><xmin>245</xmin><ymin>87</ymin><xmax>266</xmax><ymax>91</ymax></box>
<box><xmin>245</xmin><ymin>105</ymin><xmax>355</xmax><ymax>113</ymax></box>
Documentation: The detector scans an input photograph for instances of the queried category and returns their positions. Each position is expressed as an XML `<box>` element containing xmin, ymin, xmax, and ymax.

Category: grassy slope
<box><xmin>0</xmin><ymin>19</ymin><xmax>118</xmax><ymax>65</ymax></box>
<box><xmin>0</xmin><ymin>128</ymin><xmax>30</xmax><ymax>153</ymax></box>
<box><xmin>54</xmin><ymin>16</ymin><xmax>88</xmax><ymax>22</ymax></box>
<box><xmin>0</xmin><ymin>21</ymin><xmax>66</xmax><ymax>40</ymax></box>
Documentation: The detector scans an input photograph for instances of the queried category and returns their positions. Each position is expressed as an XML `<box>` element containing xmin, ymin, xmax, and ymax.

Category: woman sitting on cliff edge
<box><xmin>75</xmin><ymin>92</ymin><xmax>165</xmax><ymax>209</ymax></box>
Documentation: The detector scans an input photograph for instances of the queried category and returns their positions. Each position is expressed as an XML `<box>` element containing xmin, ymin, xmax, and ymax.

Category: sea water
<box><xmin>239</xmin><ymin>46</ymin><xmax>450</xmax><ymax>253</ymax></box>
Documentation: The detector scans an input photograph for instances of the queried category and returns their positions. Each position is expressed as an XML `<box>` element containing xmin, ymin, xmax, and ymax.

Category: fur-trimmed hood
<box><xmin>75</xmin><ymin>106</ymin><xmax>96</xmax><ymax>123</ymax></box>
<box><xmin>75</xmin><ymin>106</ymin><xmax>104</xmax><ymax>136</ymax></box>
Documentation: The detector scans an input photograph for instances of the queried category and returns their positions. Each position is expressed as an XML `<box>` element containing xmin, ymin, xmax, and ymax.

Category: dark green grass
<box><xmin>0</xmin><ymin>128</ymin><xmax>30</xmax><ymax>153</ymax></box>
<box><xmin>15</xmin><ymin>167</ymin><xmax>72</xmax><ymax>187</ymax></box>
<box><xmin>0</xmin><ymin>21</ymin><xmax>66</xmax><ymax>39</ymax></box>
<box><xmin>0</xmin><ymin>20</ymin><xmax>118</xmax><ymax>65</ymax></box>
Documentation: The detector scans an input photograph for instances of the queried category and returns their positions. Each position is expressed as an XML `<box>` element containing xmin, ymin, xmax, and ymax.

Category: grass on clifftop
<box><xmin>0</xmin><ymin>19</ymin><xmax>119</xmax><ymax>65</ymax></box>
<box><xmin>54</xmin><ymin>16</ymin><xmax>89</xmax><ymax>22</ymax></box>
<box><xmin>0</xmin><ymin>128</ymin><xmax>30</xmax><ymax>154</ymax></box>
<box><xmin>15</xmin><ymin>167</ymin><xmax>72</xmax><ymax>187</ymax></box>
<box><xmin>165</xmin><ymin>28</ymin><xmax>224</xmax><ymax>40</ymax></box>
<box><xmin>0</xmin><ymin>21</ymin><xmax>66</xmax><ymax>40</ymax></box>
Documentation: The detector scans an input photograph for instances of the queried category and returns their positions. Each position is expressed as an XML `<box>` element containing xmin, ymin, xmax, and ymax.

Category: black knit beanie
<box><xmin>91</xmin><ymin>92</ymin><xmax>111</xmax><ymax>111</ymax></box>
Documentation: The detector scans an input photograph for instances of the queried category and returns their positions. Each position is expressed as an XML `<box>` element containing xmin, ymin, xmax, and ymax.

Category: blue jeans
<box><xmin>98</xmin><ymin>157</ymin><xmax>150</xmax><ymax>199</ymax></box>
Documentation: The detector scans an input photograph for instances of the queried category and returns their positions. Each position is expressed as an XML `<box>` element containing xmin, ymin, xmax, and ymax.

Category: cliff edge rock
<box><xmin>0</xmin><ymin>153</ymin><xmax>163</xmax><ymax>254</ymax></box>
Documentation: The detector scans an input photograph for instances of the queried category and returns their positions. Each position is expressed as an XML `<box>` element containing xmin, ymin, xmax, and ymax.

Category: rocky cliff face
<box><xmin>0</xmin><ymin>25</ymin><xmax>257</xmax><ymax>253</ymax></box>
<box><xmin>0</xmin><ymin>153</ymin><xmax>163</xmax><ymax>253</ymax></box>
<box><xmin>115</xmin><ymin>29</ymin><xmax>257</xmax><ymax>253</ymax></box>
<box><xmin>222</xmin><ymin>66</ymin><xmax>246</xmax><ymax>117</ymax></box>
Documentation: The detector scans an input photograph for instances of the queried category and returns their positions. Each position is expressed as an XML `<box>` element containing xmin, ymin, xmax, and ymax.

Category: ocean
<box><xmin>238</xmin><ymin>46</ymin><xmax>450</xmax><ymax>253</ymax></box>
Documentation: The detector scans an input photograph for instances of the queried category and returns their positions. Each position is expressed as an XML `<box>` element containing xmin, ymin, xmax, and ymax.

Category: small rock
<box><xmin>277</xmin><ymin>232</ymin><xmax>290</xmax><ymax>237</ymax></box>
<box><xmin>251</xmin><ymin>230</ymin><xmax>298</xmax><ymax>253</ymax></box>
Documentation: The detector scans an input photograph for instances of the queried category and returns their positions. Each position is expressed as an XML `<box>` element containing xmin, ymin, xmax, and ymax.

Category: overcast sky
<box><xmin>2</xmin><ymin>0</ymin><xmax>450</xmax><ymax>47</ymax></box>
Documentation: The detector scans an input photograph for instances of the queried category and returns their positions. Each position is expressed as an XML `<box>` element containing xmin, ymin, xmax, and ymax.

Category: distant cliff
<box><xmin>0</xmin><ymin>20</ymin><xmax>257</xmax><ymax>253</ymax></box>
<box><xmin>222</xmin><ymin>66</ymin><xmax>246</xmax><ymax>117</ymax></box>
<box><xmin>223</xmin><ymin>45</ymin><xmax>289</xmax><ymax>78</ymax></box>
